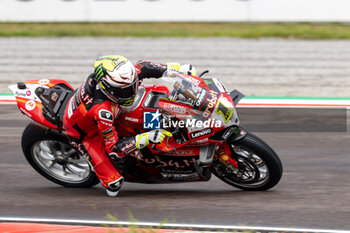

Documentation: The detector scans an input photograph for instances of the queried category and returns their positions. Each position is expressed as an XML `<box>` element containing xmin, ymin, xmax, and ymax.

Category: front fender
<box><xmin>209</xmin><ymin>125</ymin><xmax>247</xmax><ymax>142</ymax></box>
<box><xmin>227</xmin><ymin>125</ymin><xmax>247</xmax><ymax>142</ymax></box>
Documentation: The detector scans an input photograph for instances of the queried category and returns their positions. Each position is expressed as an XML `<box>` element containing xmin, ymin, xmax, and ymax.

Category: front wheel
<box><xmin>211</xmin><ymin>132</ymin><xmax>283</xmax><ymax>191</ymax></box>
<box><xmin>21</xmin><ymin>123</ymin><xmax>99</xmax><ymax>188</ymax></box>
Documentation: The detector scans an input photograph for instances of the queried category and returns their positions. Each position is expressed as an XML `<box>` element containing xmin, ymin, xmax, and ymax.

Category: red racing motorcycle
<box><xmin>9</xmin><ymin>71</ymin><xmax>282</xmax><ymax>191</ymax></box>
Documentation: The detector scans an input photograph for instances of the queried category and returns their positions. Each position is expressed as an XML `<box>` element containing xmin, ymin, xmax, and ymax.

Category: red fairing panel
<box><xmin>12</xmin><ymin>79</ymin><xmax>73</xmax><ymax>130</ymax></box>
<box><xmin>116</xmin><ymin>85</ymin><xmax>170</xmax><ymax>137</ymax></box>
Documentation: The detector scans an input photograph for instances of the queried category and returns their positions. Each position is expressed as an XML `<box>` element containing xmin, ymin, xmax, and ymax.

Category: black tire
<box><xmin>211</xmin><ymin>132</ymin><xmax>283</xmax><ymax>191</ymax></box>
<box><xmin>21</xmin><ymin>123</ymin><xmax>99</xmax><ymax>188</ymax></box>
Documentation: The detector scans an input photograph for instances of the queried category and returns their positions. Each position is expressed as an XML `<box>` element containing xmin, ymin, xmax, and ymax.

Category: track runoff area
<box><xmin>2</xmin><ymin>93</ymin><xmax>350</xmax><ymax>233</ymax></box>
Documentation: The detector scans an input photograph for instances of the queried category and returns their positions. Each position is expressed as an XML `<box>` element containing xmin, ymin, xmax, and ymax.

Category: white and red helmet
<box><xmin>94</xmin><ymin>55</ymin><xmax>138</xmax><ymax>106</ymax></box>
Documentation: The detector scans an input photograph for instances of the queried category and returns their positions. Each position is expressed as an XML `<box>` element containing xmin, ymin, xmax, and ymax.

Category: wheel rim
<box><xmin>215</xmin><ymin>144</ymin><xmax>270</xmax><ymax>189</ymax></box>
<box><xmin>31</xmin><ymin>140</ymin><xmax>92</xmax><ymax>183</ymax></box>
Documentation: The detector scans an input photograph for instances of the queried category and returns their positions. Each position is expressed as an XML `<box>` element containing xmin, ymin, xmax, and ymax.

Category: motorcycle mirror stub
<box><xmin>17</xmin><ymin>82</ymin><xmax>27</xmax><ymax>90</ymax></box>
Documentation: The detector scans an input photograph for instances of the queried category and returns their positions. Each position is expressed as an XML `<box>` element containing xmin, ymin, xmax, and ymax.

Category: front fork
<box><xmin>216</xmin><ymin>143</ymin><xmax>238</xmax><ymax>168</ymax></box>
<box><xmin>214</xmin><ymin>126</ymin><xmax>247</xmax><ymax>169</ymax></box>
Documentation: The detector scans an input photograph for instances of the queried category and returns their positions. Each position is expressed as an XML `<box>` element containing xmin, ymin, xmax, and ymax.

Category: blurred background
<box><xmin>1</xmin><ymin>0</ymin><xmax>350</xmax><ymax>97</ymax></box>
<box><xmin>2</xmin><ymin>0</ymin><xmax>350</xmax><ymax>22</ymax></box>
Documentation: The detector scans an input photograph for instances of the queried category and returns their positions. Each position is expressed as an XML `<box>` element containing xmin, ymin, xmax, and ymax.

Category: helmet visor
<box><xmin>100</xmin><ymin>78</ymin><xmax>139</xmax><ymax>105</ymax></box>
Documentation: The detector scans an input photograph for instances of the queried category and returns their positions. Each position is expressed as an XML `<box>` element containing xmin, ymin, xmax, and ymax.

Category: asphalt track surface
<box><xmin>1</xmin><ymin>105</ymin><xmax>350</xmax><ymax>231</ymax></box>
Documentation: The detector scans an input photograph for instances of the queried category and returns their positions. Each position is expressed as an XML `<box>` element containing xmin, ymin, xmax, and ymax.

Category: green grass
<box><xmin>2</xmin><ymin>22</ymin><xmax>350</xmax><ymax>39</ymax></box>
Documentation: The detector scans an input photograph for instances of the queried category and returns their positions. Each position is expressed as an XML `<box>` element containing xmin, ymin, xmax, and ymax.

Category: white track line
<box><xmin>0</xmin><ymin>217</ymin><xmax>348</xmax><ymax>233</ymax></box>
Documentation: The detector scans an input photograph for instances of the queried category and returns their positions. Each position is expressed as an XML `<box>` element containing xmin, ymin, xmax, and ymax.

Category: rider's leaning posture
<box><xmin>63</xmin><ymin>55</ymin><xmax>196</xmax><ymax>196</ymax></box>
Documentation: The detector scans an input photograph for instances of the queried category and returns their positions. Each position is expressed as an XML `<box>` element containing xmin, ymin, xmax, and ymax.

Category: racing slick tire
<box><xmin>211</xmin><ymin>132</ymin><xmax>283</xmax><ymax>191</ymax></box>
<box><xmin>21</xmin><ymin>123</ymin><xmax>100</xmax><ymax>188</ymax></box>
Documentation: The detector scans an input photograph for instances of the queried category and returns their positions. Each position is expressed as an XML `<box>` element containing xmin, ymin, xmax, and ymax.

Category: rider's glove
<box><xmin>180</xmin><ymin>64</ymin><xmax>197</xmax><ymax>76</ymax></box>
<box><xmin>135</xmin><ymin>129</ymin><xmax>173</xmax><ymax>149</ymax></box>
<box><xmin>167</xmin><ymin>63</ymin><xmax>197</xmax><ymax>76</ymax></box>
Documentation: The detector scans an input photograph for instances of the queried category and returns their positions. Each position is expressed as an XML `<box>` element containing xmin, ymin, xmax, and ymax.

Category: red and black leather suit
<box><xmin>63</xmin><ymin>61</ymin><xmax>167</xmax><ymax>189</ymax></box>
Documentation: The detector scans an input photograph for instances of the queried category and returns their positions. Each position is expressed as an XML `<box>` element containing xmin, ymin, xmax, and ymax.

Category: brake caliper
<box><xmin>216</xmin><ymin>143</ymin><xmax>238</xmax><ymax>169</ymax></box>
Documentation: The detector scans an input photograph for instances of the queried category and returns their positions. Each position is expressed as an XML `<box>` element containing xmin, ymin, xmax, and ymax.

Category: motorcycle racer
<box><xmin>63</xmin><ymin>55</ymin><xmax>197</xmax><ymax>196</ymax></box>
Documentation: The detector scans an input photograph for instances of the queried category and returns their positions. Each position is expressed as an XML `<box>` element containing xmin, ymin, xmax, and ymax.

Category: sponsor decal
<box><xmin>74</xmin><ymin>91</ymin><xmax>81</xmax><ymax>106</ymax></box>
<box><xmin>15</xmin><ymin>91</ymin><xmax>26</xmax><ymax>98</ymax></box>
<box><xmin>163</xmin><ymin>103</ymin><xmax>187</xmax><ymax>114</ymax></box>
<box><xmin>70</xmin><ymin>141</ymin><xmax>91</xmax><ymax>163</ymax></box>
<box><xmin>120</xmin><ymin>140</ymin><xmax>136</xmax><ymax>153</ymax></box>
<box><xmin>19</xmin><ymin>107</ymin><xmax>32</xmax><ymax>118</ymax></box>
<box><xmin>99</xmin><ymin>110</ymin><xmax>114</xmax><ymax>122</ymax></box>
<box><xmin>161</xmin><ymin>169</ymin><xmax>194</xmax><ymax>174</ymax></box>
<box><xmin>213</xmin><ymin>78</ymin><xmax>226</xmax><ymax>93</ymax></box>
<box><xmin>38</xmin><ymin>79</ymin><xmax>50</xmax><ymax>85</ymax></box>
<box><xmin>190</xmin><ymin>138</ymin><xmax>209</xmax><ymax>145</ymax></box>
<box><xmin>222</xmin><ymin>127</ymin><xmax>236</xmax><ymax>140</ymax></box>
<box><xmin>190</xmin><ymin>128</ymin><xmax>213</xmax><ymax>139</ymax></box>
<box><xmin>101</xmin><ymin>121</ymin><xmax>113</xmax><ymax>127</ymax></box>
<box><xmin>161</xmin><ymin>172</ymin><xmax>199</xmax><ymax>181</ymax></box>
<box><xmin>195</xmin><ymin>89</ymin><xmax>207</xmax><ymax>107</ymax></box>
<box><xmin>141</xmin><ymin>156</ymin><xmax>198</xmax><ymax>168</ymax></box>
<box><xmin>51</xmin><ymin>92</ymin><xmax>58</xmax><ymax>102</ymax></box>
<box><xmin>125</xmin><ymin>116</ymin><xmax>139</xmax><ymax>123</ymax></box>
<box><xmin>25</xmin><ymin>100</ymin><xmax>36</xmax><ymax>111</ymax></box>
<box><xmin>184</xmin><ymin>76</ymin><xmax>200</xmax><ymax>86</ymax></box>
<box><xmin>80</xmin><ymin>85</ymin><xmax>93</xmax><ymax>105</ymax></box>
<box><xmin>173</xmin><ymin>149</ymin><xmax>196</xmax><ymax>156</ymax></box>
<box><xmin>143</xmin><ymin>110</ymin><xmax>161</xmax><ymax>129</ymax></box>
<box><xmin>26</xmin><ymin>90</ymin><xmax>31</xmax><ymax>96</ymax></box>
<box><xmin>202</xmin><ymin>90</ymin><xmax>218</xmax><ymax>118</ymax></box>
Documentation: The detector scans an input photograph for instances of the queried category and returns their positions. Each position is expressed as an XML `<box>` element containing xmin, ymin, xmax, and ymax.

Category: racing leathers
<box><xmin>62</xmin><ymin>61</ymin><xmax>178</xmax><ymax>193</ymax></box>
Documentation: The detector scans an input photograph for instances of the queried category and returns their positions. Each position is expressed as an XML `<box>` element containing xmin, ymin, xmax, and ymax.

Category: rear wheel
<box><xmin>21</xmin><ymin>123</ymin><xmax>99</xmax><ymax>187</ymax></box>
<box><xmin>211</xmin><ymin>132</ymin><xmax>283</xmax><ymax>191</ymax></box>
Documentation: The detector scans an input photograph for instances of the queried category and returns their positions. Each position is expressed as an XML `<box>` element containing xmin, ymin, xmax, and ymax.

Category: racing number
<box><xmin>216</xmin><ymin>101</ymin><xmax>233</xmax><ymax>123</ymax></box>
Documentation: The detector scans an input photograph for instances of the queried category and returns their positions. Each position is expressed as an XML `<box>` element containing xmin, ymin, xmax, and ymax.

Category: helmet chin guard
<box><xmin>98</xmin><ymin>80</ymin><xmax>138</xmax><ymax>106</ymax></box>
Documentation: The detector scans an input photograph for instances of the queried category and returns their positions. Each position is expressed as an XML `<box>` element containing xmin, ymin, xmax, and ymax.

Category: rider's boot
<box><xmin>102</xmin><ymin>173</ymin><xmax>124</xmax><ymax>197</ymax></box>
